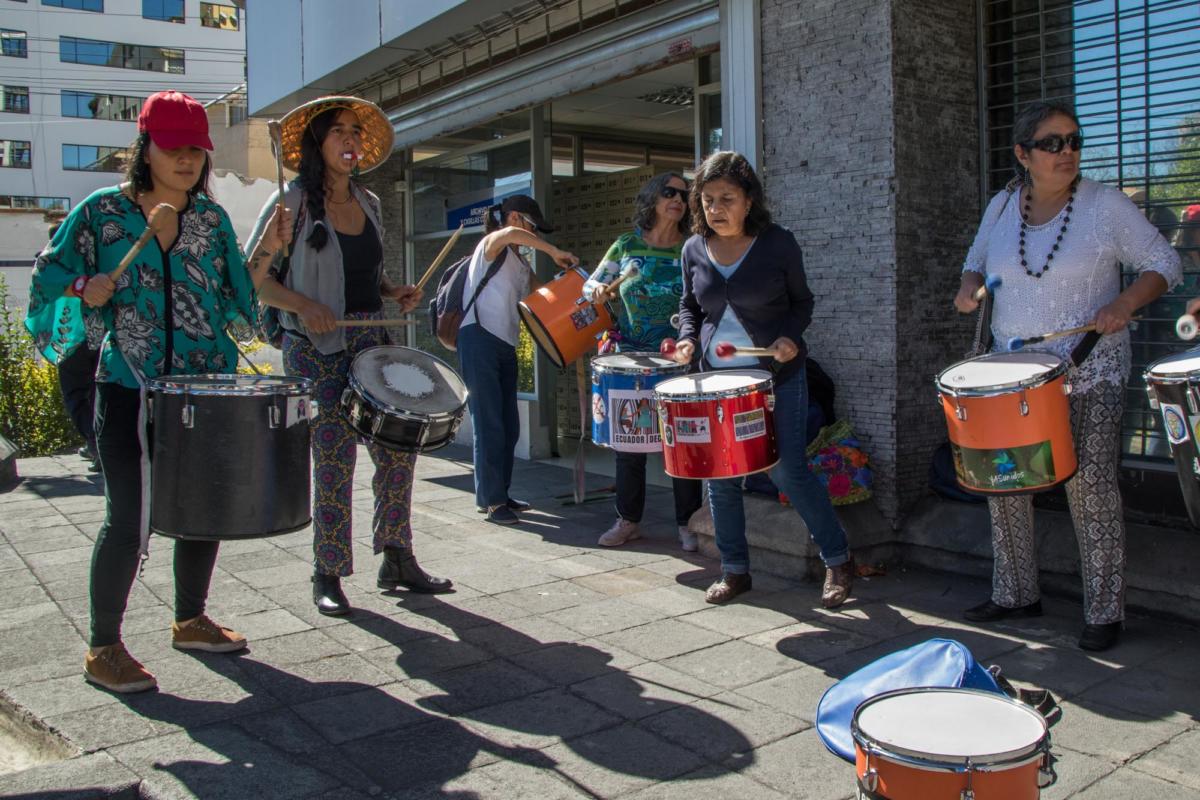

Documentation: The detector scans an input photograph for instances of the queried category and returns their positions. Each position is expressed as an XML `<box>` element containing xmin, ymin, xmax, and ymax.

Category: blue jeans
<box><xmin>458</xmin><ymin>323</ymin><xmax>520</xmax><ymax>508</ymax></box>
<box><xmin>707</xmin><ymin>364</ymin><xmax>850</xmax><ymax>574</ymax></box>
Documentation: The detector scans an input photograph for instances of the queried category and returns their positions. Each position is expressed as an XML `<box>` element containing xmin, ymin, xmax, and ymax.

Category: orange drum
<box><xmin>936</xmin><ymin>351</ymin><xmax>1076</xmax><ymax>494</ymax></box>
<box><xmin>853</xmin><ymin>688</ymin><xmax>1050</xmax><ymax>800</ymax></box>
<box><xmin>518</xmin><ymin>267</ymin><xmax>614</xmax><ymax>368</ymax></box>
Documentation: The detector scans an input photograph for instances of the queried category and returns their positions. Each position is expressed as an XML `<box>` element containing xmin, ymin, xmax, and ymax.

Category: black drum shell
<box><xmin>340</xmin><ymin>386</ymin><xmax>462</xmax><ymax>452</ymax></box>
<box><xmin>1146</xmin><ymin>376</ymin><xmax>1200</xmax><ymax>528</ymax></box>
<box><xmin>148</xmin><ymin>389</ymin><xmax>312</xmax><ymax>540</ymax></box>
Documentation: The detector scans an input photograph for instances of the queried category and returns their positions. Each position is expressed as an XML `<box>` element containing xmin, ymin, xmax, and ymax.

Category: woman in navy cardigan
<box><xmin>670</xmin><ymin>151</ymin><xmax>853</xmax><ymax>607</ymax></box>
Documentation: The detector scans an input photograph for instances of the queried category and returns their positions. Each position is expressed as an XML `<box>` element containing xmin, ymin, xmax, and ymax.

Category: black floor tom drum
<box><xmin>146</xmin><ymin>374</ymin><xmax>314</xmax><ymax>540</ymax></box>
<box><xmin>1144</xmin><ymin>348</ymin><xmax>1200</xmax><ymax>527</ymax></box>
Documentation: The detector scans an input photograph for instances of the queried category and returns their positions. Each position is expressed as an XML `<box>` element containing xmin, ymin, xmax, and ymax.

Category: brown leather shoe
<box><xmin>705</xmin><ymin>572</ymin><xmax>752</xmax><ymax>604</ymax></box>
<box><xmin>822</xmin><ymin>559</ymin><xmax>854</xmax><ymax>609</ymax></box>
<box><xmin>84</xmin><ymin>643</ymin><xmax>156</xmax><ymax>694</ymax></box>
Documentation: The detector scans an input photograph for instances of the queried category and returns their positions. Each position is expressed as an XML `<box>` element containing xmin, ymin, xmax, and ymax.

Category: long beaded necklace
<box><xmin>1019</xmin><ymin>176</ymin><xmax>1078</xmax><ymax>278</ymax></box>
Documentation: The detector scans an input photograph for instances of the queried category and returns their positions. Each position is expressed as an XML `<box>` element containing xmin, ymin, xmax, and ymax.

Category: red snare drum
<box><xmin>654</xmin><ymin>369</ymin><xmax>778</xmax><ymax>479</ymax></box>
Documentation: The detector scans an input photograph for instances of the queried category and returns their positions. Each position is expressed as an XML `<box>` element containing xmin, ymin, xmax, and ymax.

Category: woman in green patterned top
<box><xmin>24</xmin><ymin>91</ymin><xmax>291</xmax><ymax>694</ymax></box>
<box><xmin>582</xmin><ymin>172</ymin><xmax>704</xmax><ymax>551</ymax></box>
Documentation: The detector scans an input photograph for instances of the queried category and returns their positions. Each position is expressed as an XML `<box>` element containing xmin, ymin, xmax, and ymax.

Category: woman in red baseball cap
<box><xmin>25</xmin><ymin>90</ymin><xmax>293</xmax><ymax>694</ymax></box>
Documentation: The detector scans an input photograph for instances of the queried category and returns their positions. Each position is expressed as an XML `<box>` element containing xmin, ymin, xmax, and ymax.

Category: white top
<box><xmin>705</xmin><ymin>241</ymin><xmax>759</xmax><ymax>369</ymax></box>
<box><xmin>460</xmin><ymin>239</ymin><xmax>532</xmax><ymax>347</ymax></box>
<box><xmin>857</xmin><ymin>690</ymin><xmax>1046</xmax><ymax>762</ymax></box>
<box><xmin>963</xmin><ymin>178</ymin><xmax>1182</xmax><ymax>391</ymax></box>
<box><xmin>1145</xmin><ymin>347</ymin><xmax>1200</xmax><ymax>376</ymax></box>
<box><xmin>656</xmin><ymin>369</ymin><xmax>772</xmax><ymax>396</ymax></box>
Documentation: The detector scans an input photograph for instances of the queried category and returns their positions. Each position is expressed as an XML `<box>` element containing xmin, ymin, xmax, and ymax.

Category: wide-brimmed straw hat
<box><xmin>276</xmin><ymin>96</ymin><xmax>394</xmax><ymax>173</ymax></box>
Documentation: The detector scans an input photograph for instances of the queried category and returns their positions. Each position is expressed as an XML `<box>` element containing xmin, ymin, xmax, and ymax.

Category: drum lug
<box><xmin>371</xmin><ymin>412</ymin><xmax>385</xmax><ymax>436</ymax></box>
<box><xmin>181</xmin><ymin>404</ymin><xmax>194</xmax><ymax>429</ymax></box>
<box><xmin>634</xmin><ymin>377</ymin><xmax>642</xmax><ymax>392</ymax></box>
<box><xmin>960</xmin><ymin>757</ymin><xmax>976</xmax><ymax>800</ymax></box>
<box><xmin>268</xmin><ymin>404</ymin><xmax>281</xmax><ymax>429</ymax></box>
<box><xmin>716</xmin><ymin>404</ymin><xmax>725</xmax><ymax>424</ymax></box>
<box><xmin>340</xmin><ymin>387</ymin><xmax>353</xmax><ymax>408</ymax></box>
<box><xmin>954</xmin><ymin>401</ymin><xmax>967</xmax><ymax>421</ymax></box>
<box><xmin>1146</xmin><ymin>385</ymin><xmax>1159</xmax><ymax>410</ymax></box>
<box><xmin>861</xmin><ymin>749</ymin><xmax>878</xmax><ymax>792</ymax></box>
<box><xmin>1019</xmin><ymin>389</ymin><xmax>1029</xmax><ymax>417</ymax></box>
<box><xmin>575</xmin><ymin>297</ymin><xmax>587</xmax><ymax>306</ymax></box>
<box><xmin>1188</xmin><ymin>388</ymin><xmax>1199</xmax><ymax>415</ymax></box>
<box><xmin>766</xmin><ymin>393</ymin><xmax>775</xmax><ymax>412</ymax></box>
<box><xmin>1063</xmin><ymin>381</ymin><xmax>1073</xmax><ymax>396</ymax></box>
<box><xmin>310</xmin><ymin>400</ymin><xmax>319</xmax><ymax>419</ymax></box>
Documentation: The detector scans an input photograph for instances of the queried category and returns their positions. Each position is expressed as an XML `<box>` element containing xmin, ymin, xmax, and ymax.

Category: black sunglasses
<box><xmin>660</xmin><ymin>186</ymin><xmax>687</xmax><ymax>200</ymax></box>
<box><xmin>1021</xmin><ymin>132</ymin><xmax>1084</xmax><ymax>154</ymax></box>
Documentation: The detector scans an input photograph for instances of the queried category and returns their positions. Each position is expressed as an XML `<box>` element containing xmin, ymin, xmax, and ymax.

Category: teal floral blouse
<box><xmin>24</xmin><ymin>186</ymin><xmax>258</xmax><ymax>389</ymax></box>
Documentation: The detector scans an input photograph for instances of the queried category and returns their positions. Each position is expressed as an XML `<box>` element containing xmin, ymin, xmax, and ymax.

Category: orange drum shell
<box><xmin>939</xmin><ymin>373</ymin><xmax>1077</xmax><ymax>494</ymax></box>
<box><xmin>854</xmin><ymin>743</ymin><xmax>1042</xmax><ymax>800</ymax></box>
<box><xmin>518</xmin><ymin>268</ymin><xmax>613</xmax><ymax>368</ymax></box>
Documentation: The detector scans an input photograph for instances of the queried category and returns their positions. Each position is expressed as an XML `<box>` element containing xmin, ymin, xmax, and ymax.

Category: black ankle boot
<box><xmin>312</xmin><ymin>573</ymin><xmax>351</xmax><ymax>616</ymax></box>
<box><xmin>378</xmin><ymin>546</ymin><xmax>453</xmax><ymax>594</ymax></box>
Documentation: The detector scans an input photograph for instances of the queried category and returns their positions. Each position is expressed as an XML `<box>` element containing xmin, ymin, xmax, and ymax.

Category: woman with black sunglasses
<box><xmin>953</xmin><ymin>100</ymin><xmax>1180</xmax><ymax>652</ymax></box>
<box><xmin>583</xmin><ymin>173</ymin><xmax>704</xmax><ymax>551</ymax></box>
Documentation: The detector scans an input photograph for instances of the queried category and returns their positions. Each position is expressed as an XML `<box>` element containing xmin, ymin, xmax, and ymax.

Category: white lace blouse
<box><xmin>962</xmin><ymin>178</ymin><xmax>1182</xmax><ymax>391</ymax></box>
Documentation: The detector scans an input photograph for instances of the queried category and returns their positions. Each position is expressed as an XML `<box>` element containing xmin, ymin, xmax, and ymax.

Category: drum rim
<box><xmin>592</xmin><ymin>352</ymin><xmax>691</xmax><ymax>376</ymax></box>
<box><xmin>145</xmin><ymin>373</ymin><xmax>314</xmax><ymax>396</ymax></box>
<box><xmin>518</xmin><ymin>301</ymin><xmax>568</xmax><ymax>368</ymax></box>
<box><xmin>851</xmin><ymin>687</ymin><xmax>1049</xmax><ymax>770</ymax></box>
<box><xmin>936</xmin><ymin>351</ymin><xmax>1067</xmax><ymax>397</ymax></box>
<box><xmin>1145</xmin><ymin>350</ymin><xmax>1200</xmax><ymax>382</ymax></box>
<box><xmin>654</xmin><ymin>369</ymin><xmax>774</xmax><ymax>401</ymax></box>
<box><xmin>347</xmin><ymin>345</ymin><xmax>468</xmax><ymax>417</ymax></box>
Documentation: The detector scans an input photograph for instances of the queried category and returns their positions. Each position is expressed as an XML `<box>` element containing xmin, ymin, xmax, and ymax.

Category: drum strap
<box><xmin>573</xmin><ymin>359</ymin><xmax>588</xmax><ymax>504</ymax></box>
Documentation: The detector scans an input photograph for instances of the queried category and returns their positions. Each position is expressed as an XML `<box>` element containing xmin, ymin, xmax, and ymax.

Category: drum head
<box><xmin>937</xmin><ymin>352</ymin><xmax>1064</xmax><ymax>392</ymax></box>
<box><xmin>1146</xmin><ymin>347</ymin><xmax>1200</xmax><ymax>377</ymax></box>
<box><xmin>656</xmin><ymin>369</ymin><xmax>772</xmax><ymax>397</ymax></box>
<box><xmin>855</xmin><ymin>689</ymin><xmax>1047</xmax><ymax>765</ymax></box>
<box><xmin>351</xmin><ymin>346</ymin><xmax>466</xmax><ymax>415</ymax></box>
<box><xmin>146</xmin><ymin>374</ymin><xmax>312</xmax><ymax>396</ymax></box>
<box><xmin>593</xmin><ymin>353</ymin><xmax>681</xmax><ymax>373</ymax></box>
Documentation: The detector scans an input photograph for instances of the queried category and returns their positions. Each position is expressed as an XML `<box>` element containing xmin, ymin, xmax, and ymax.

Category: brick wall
<box><xmin>760</xmin><ymin>0</ymin><xmax>981</xmax><ymax>525</ymax></box>
<box><xmin>760</xmin><ymin>0</ymin><xmax>902</xmax><ymax>520</ymax></box>
<box><xmin>892</xmin><ymin>0</ymin><xmax>980</xmax><ymax>513</ymax></box>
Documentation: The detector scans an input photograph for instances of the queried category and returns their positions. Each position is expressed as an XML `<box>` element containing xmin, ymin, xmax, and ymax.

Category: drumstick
<box><xmin>1177</xmin><ymin>314</ymin><xmax>1197</xmax><ymax>341</ymax></box>
<box><xmin>266</xmin><ymin>120</ymin><xmax>289</xmax><ymax>260</ymax></box>
<box><xmin>1007</xmin><ymin>317</ymin><xmax>1142</xmax><ymax>351</ymax></box>
<box><xmin>110</xmin><ymin>203</ymin><xmax>177</xmax><ymax>281</ymax></box>
<box><xmin>715</xmin><ymin>341</ymin><xmax>778</xmax><ymax>359</ymax></box>
<box><xmin>971</xmin><ymin>274</ymin><xmax>1003</xmax><ymax>302</ymax></box>
<box><xmin>660</xmin><ymin>337</ymin><xmax>677</xmax><ymax>355</ymax></box>
<box><xmin>414</xmin><ymin>223</ymin><xmax>465</xmax><ymax>291</ymax></box>
<box><xmin>594</xmin><ymin>265</ymin><xmax>639</xmax><ymax>303</ymax></box>
<box><xmin>334</xmin><ymin>319</ymin><xmax>419</xmax><ymax>328</ymax></box>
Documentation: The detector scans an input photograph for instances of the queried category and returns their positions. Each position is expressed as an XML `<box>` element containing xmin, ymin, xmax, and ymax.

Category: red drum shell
<box><xmin>654</xmin><ymin>370</ymin><xmax>778</xmax><ymax>479</ymax></box>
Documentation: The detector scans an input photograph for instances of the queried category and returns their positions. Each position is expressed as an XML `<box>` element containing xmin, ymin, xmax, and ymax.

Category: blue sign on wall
<box><xmin>445</xmin><ymin>184</ymin><xmax>530</xmax><ymax>229</ymax></box>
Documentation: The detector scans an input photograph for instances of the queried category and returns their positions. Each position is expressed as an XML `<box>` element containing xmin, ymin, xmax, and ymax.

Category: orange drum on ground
<box><xmin>936</xmin><ymin>351</ymin><xmax>1076</xmax><ymax>494</ymax></box>
<box><xmin>852</xmin><ymin>688</ymin><xmax>1050</xmax><ymax>800</ymax></box>
<box><xmin>518</xmin><ymin>267</ymin><xmax>613</xmax><ymax>368</ymax></box>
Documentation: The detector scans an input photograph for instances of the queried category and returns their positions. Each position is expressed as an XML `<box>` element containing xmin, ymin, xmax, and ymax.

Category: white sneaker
<box><xmin>678</xmin><ymin>526</ymin><xmax>699</xmax><ymax>552</ymax></box>
<box><xmin>598</xmin><ymin>518</ymin><xmax>640</xmax><ymax>547</ymax></box>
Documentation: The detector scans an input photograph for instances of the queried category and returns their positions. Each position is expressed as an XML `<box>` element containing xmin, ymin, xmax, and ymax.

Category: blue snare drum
<box><xmin>591</xmin><ymin>353</ymin><xmax>688</xmax><ymax>452</ymax></box>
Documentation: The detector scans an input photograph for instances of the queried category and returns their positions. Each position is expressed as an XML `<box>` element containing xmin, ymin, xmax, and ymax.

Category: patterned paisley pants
<box><xmin>987</xmin><ymin>381</ymin><xmax>1126</xmax><ymax>624</ymax></box>
<box><xmin>283</xmin><ymin>316</ymin><xmax>416</xmax><ymax>577</ymax></box>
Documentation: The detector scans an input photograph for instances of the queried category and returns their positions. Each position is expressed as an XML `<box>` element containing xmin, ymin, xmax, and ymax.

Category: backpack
<box><xmin>429</xmin><ymin>251</ymin><xmax>502</xmax><ymax>350</ymax></box>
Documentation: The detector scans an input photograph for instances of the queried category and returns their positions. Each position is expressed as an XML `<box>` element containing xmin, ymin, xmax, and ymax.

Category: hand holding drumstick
<box><xmin>592</xmin><ymin>265</ymin><xmax>639</xmax><ymax>305</ymax></box>
<box><xmin>81</xmin><ymin>203</ymin><xmax>178</xmax><ymax>308</ymax></box>
<box><xmin>714</xmin><ymin>337</ymin><xmax>800</xmax><ymax>363</ymax></box>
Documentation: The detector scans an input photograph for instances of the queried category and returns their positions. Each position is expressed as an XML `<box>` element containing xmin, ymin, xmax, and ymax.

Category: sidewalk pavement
<box><xmin>2</xmin><ymin>444</ymin><xmax>1200</xmax><ymax>799</ymax></box>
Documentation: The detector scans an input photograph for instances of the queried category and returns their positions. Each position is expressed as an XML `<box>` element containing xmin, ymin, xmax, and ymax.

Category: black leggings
<box><xmin>90</xmin><ymin>383</ymin><xmax>219</xmax><ymax>647</ymax></box>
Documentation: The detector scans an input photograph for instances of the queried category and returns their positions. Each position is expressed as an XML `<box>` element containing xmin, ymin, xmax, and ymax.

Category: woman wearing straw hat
<box><xmin>248</xmin><ymin>97</ymin><xmax>451</xmax><ymax>617</ymax></box>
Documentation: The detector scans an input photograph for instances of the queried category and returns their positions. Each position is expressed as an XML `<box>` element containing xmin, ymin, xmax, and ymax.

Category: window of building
<box><xmin>0</xmin><ymin>139</ymin><xmax>32</xmax><ymax>168</ymax></box>
<box><xmin>1</xmin><ymin>30</ymin><xmax>27</xmax><ymax>58</ymax></box>
<box><xmin>200</xmin><ymin>2</ymin><xmax>238</xmax><ymax>30</ymax></box>
<box><xmin>62</xmin><ymin>143</ymin><xmax>129</xmax><ymax>172</ymax></box>
<box><xmin>61</xmin><ymin>90</ymin><xmax>142</xmax><ymax>120</ymax></box>
<box><xmin>43</xmin><ymin>0</ymin><xmax>103</xmax><ymax>10</ymax></box>
<box><xmin>0</xmin><ymin>195</ymin><xmax>69</xmax><ymax>211</ymax></box>
<box><xmin>226</xmin><ymin>102</ymin><xmax>246</xmax><ymax>126</ymax></box>
<box><xmin>1</xmin><ymin>85</ymin><xmax>29</xmax><ymax>113</ymax></box>
<box><xmin>981</xmin><ymin>0</ymin><xmax>1200</xmax><ymax>502</ymax></box>
<box><xmin>142</xmin><ymin>0</ymin><xmax>182</xmax><ymax>23</ymax></box>
<box><xmin>60</xmin><ymin>36</ymin><xmax>184</xmax><ymax>73</ymax></box>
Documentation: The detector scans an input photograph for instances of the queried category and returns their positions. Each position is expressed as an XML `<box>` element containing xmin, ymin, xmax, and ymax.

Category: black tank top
<box><xmin>338</xmin><ymin>217</ymin><xmax>383</xmax><ymax>313</ymax></box>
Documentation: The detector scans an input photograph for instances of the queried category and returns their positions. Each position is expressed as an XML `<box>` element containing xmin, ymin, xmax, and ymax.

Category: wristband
<box><xmin>69</xmin><ymin>275</ymin><xmax>89</xmax><ymax>298</ymax></box>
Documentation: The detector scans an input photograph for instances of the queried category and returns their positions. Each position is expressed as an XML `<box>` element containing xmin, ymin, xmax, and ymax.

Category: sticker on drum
<box><xmin>570</xmin><ymin>304</ymin><xmax>599</xmax><ymax>331</ymax></box>
<box><xmin>675</xmin><ymin>417</ymin><xmax>711</xmax><ymax>443</ymax></box>
<box><xmin>733</xmin><ymin>409</ymin><xmax>767</xmax><ymax>441</ymax></box>
<box><xmin>1162</xmin><ymin>403</ymin><xmax>1189</xmax><ymax>444</ymax></box>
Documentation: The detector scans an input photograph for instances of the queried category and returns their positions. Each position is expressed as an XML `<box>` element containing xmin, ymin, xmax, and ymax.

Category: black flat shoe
<box><xmin>1079</xmin><ymin>621</ymin><xmax>1122</xmax><ymax>652</ymax></box>
<box><xmin>476</xmin><ymin>497</ymin><xmax>532</xmax><ymax>514</ymax></box>
<box><xmin>378</xmin><ymin>546</ymin><xmax>453</xmax><ymax>594</ymax></box>
<box><xmin>963</xmin><ymin>599</ymin><xmax>1043</xmax><ymax>622</ymax></box>
<box><xmin>312</xmin><ymin>573</ymin><xmax>351</xmax><ymax>616</ymax></box>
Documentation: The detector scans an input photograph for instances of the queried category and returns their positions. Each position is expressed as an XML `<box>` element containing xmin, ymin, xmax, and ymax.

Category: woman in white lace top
<box><xmin>953</xmin><ymin>100</ymin><xmax>1181</xmax><ymax>652</ymax></box>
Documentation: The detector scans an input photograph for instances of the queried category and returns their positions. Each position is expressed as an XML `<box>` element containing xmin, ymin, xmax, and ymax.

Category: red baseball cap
<box><xmin>138</xmin><ymin>91</ymin><xmax>213</xmax><ymax>151</ymax></box>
